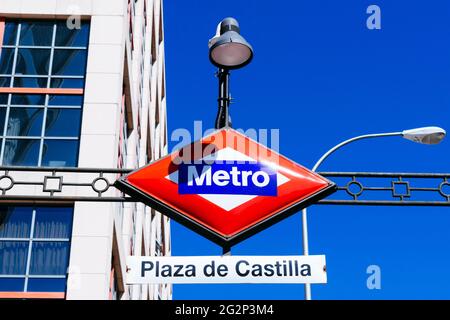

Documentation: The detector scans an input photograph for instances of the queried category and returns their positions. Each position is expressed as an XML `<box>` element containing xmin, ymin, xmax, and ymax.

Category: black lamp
<box><xmin>208</xmin><ymin>18</ymin><xmax>253</xmax><ymax>129</ymax></box>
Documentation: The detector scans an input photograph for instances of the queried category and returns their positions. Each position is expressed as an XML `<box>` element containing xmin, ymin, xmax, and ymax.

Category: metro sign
<box><xmin>115</xmin><ymin>128</ymin><xmax>336</xmax><ymax>247</ymax></box>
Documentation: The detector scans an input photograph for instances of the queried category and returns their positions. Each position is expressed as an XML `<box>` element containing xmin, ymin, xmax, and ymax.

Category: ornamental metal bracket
<box><xmin>0</xmin><ymin>166</ymin><xmax>447</xmax><ymax>206</ymax></box>
<box><xmin>317</xmin><ymin>172</ymin><xmax>450</xmax><ymax>206</ymax></box>
<box><xmin>0</xmin><ymin>166</ymin><xmax>133</xmax><ymax>203</ymax></box>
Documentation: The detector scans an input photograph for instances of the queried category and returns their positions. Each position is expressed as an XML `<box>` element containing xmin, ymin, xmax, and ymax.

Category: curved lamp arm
<box><xmin>311</xmin><ymin>132</ymin><xmax>402</xmax><ymax>172</ymax></box>
<box><xmin>303</xmin><ymin>127</ymin><xmax>444</xmax><ymax>300</ymax></box>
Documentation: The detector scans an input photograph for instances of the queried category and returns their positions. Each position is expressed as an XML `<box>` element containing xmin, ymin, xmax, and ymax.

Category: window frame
<box><xmin>0</xmin><ymin>19</ymin><xmax>89</xmax><ymax>167</ymax></box>
<box><xmin>0</xmin><ymin>205</ymin><xmax>74</xmax><ymax>298</ymax></box>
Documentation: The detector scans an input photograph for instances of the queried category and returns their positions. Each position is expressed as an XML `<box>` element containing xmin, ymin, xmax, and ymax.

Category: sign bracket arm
<box><xmin>222</xmin><ymin>245</ymin><xmax>232</xmax><ymax>256</ymax></box>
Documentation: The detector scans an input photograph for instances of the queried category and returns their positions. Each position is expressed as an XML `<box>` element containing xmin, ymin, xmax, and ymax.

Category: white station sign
<box><xmin>126</xmin><ymin>255</ymin><xmax>327</xmax><ymax>284</ymax></box>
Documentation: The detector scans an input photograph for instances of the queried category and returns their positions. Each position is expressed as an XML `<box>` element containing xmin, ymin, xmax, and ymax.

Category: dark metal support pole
<box><xmin>215</xmin><ymin>68</ymin><xmax>231</xmax><ymax>129</ymax></box>
<box><xmin>222</xmin><ymin>245</ymin><xmax>231</xmax><ymax>256</ymax></box>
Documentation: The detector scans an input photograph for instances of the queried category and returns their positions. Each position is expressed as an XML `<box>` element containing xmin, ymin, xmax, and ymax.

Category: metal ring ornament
<box><xmin>438</xmin><ymin>181</ymin><xmax>450</xmax><ymax>198</ymax></box>
<box><xmin>92</xmin><ymin>177</ymin><xmax>110</xmax><ymax>194</ymax></box>
<box><xmin>345</xmin><ymin>180</ymin><xmax>364</xmax><ymax>197</ymax></box>
<box><xmin>0</xmin><ymin>175</ymin><xmax>14</xmax><ymax>192</ymax></box>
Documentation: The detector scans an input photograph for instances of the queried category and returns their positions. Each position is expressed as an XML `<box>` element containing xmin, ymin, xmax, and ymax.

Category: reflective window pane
<box><xmin>13</xmin><ymin>76</ymin><xmax>48</xmax><ymax>88</ymax></box>
<box><xmin>0</xmin><ymin>94</ymin><xmax>8</xmax><ymax>105</ymax></box>
<box><xmin>0</xmin><ymin>48</ymin><xmax>15</xmax><ymax>74</ymax></box>
<box><xmin>55</xmin><ymin>21</ymin><xmax>90</xmax><ymax>47</ymax></box>
<box><xmin>34</xmin><ymin>207</ymin><xmax>73</xmax><ymax>239</ymax></box>
<box><xmin>45</xmin><ymin>109</ymin><xmax>81</xmax><ymax>137</ymax></box>
<box><xmin>15</xmin><ymin>49</ymin><xmax>51</xmax><ymax>76</ymax></box>
<box><xmin>0</xmin><ymin>241</ymin><xmax>28</xmax><ymax>274</ymax></box>
<box><xmin>0</xmin><ymin>204</ymin><xmax>73</xmax><ymax>293</ymax></box>
<box><xmin>0</xmin><ymin>108</ymin><xmax>6</xmax><ymax>134</ymax></box>
<box><xmin>27</xmin><ymin>278</ymin><xmax>66</xmax><ymax>293</ymax></box>
<box><xmin>0</xmin><ymin>77</ymin><xmax>12</xmax><ymax>87</ymax></box>
<box><xmin>50</xmin><ymin>78</ymin><xmax>84</xmax><ymax>89</ymax></box>
<box><xmin>29</xmin><ymin>241</ymin><xmax>70</xmax><ymax>275</ymax></box>
<box><xmin>0</xmin><ymin>278</ymin><xmax>25</xmax><ymax>291</ymax></box>
<box><xmin>41</xmin><ymin>139</ymin><xmax>78</xmax><ymax>167</ymax></box>
<box><xmin>3</xmin><ymin>139</ymin><xmax>40</xmax><ymax>166</ymax></box>
<box><xmin>52</xmin><ymin>49</ymin><xmax>87</xmax><ymax>76</ymax></box>
<box><xmin>7</xmin><ymin>108</ymin><xmax>44</xmax><ymax>136</ymax></box>
<box><xmin>3</xmin><ymin>22</ymin><xmax>19</xmax><ymax>46</ymax></box>
<box><xmin>0</xmin><ymin>206</ymin><xmax>33</xmax><ymax>238</ymax></box>
<box><xmin>19</xmin><ymin>22</ymin><xmax>54</xmax><ymax>46</ymax></box>
<box><xmin>11</xmin><ymin>94</ymin><xmax>45</xmax><ymax>106</ymax></box>
<box><xmin>48</xmin><ymin>95</ymin><xmax>83</xmax><ymax>106</ymax></box>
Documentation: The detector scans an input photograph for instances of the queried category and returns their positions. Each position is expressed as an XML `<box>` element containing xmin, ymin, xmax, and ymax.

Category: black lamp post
<box><xmin>208</xmin><ymin>18</ymin><xmax>253</xmax><ymax>129</ymax></box>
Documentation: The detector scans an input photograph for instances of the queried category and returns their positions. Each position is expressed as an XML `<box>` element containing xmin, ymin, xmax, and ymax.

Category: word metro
<box><xmin>178</xmin><ymin>161</ymin><xmax>278</xmax><ymax>196</ymax></box>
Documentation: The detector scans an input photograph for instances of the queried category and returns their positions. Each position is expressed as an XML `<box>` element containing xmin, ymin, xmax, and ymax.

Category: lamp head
<box><xmin>208</xmin><ymin>17</ymin><xmax>253</xmax><ymax>70</ymax></box>
<box><xmin>402</xmin><ymin>126</ymin><xmax>446</xmax><ymax>145</ymax></box>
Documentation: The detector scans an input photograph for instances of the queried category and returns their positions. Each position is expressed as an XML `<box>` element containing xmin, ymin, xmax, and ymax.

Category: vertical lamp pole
<box><xmin>303</xmin><ymin>126</ymin><xmax>446</xmax><ymax>300</ymax></box>
<box><xmin>209</xmin><ymin>17</ymin><xmax>253</xmax><ymax>131</ymax></box>
<box><xmin>215</xmin><ymin>68</ymin><xmax>231</xmax><ymax>129</ymax></box>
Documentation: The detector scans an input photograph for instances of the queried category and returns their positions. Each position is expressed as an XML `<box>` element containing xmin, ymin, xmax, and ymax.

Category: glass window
<box><xmin>0</xmin><ymin>77</ymin><xmax>12</xmax><ymax>87</ymax></box>
<box><xmin>0</xmin><ymin>206</ymin><xmax>73</xmax><ymax>294</ymax></box>
<box><xmin>0</xmin><ymin>241</ymin><xmax>29</xmax><ymax>274</ymax></box>
<box><xmin>34</xmin><ymin>207</ymin><xmax>73</xmax><ymax>239</ymax></box>
<box><xmin>52</xmin><ymin>49</ymin><xmax>87</xmax><ymax>76</ymax></box>
<box><xmin>27</xmin><ymin>278</ymin><xmax>67</xmax><ymax>292</ymax></box>
<box><xmin>13</xmin><ymin>76</ymin><xmax>48</xmax><ymax>88</ymax></box>
<box><xmin>0</xmin><ymin>278</ymin><xmax>25</xmax><ymax>291</ymax></box>
<box><xmin>29</xmin><ymin>242</ymin><xmax>70</xmax><ymax>275</ymax></box>
<box><xmin>3</xmin><ymin>139</ymin><xmax>40</xmax><ymax>166</ymax></box>
<box><xmin>45</xmin><ymin>108</ymin><xmax>81</xmax><ymax>137</ymax></box>
<box><xmin>7</xmin><ymin>107</ymin><xmax>44</xmax><ymax>136</ymax></box>
<box><xmin>0</xmin><ymin>206</ymin><xmax>33</xmax><ymax>238</ymax></box>
<box><xmin>15</xmin><ymin>49</ymin><xmax>51</xmax><ymax>76</ymax></box>
<box><xmin>19</xmin><ymin>22</ymin><xmax>54</xmax><ymax>46</ymax></box>
<box><xmin>55</xmin><ymin>21</ymin><xmax>90</xmax><ymax>47</ymax></box>
<box><xmin>2</xmin><ymin>22</ymin><xmax>19</xmax><ymax>46</ymax></box>
<box><xmin>0</xmin><ymin>94</ymin><xmax>8</xmax><ymax>105</ymax></box>
<box><xmin>0</xmin><ymin>48</ymin><xmax>15</xmax><ymax>74</ymax></box>
<box><xmin>41</xmin><ymin>140</ymin><xmax>79</xmax><ymax>167</ymax></box>
<box><xmin>0</xmin><ymin>107</ymin><xmax>6</xmax><ymax>134</ymax></box>
<box><xmin>11</xmin><ymin>94</ymin><xmax>46</xmax><ymax>106</ymax></box>
<box><xmin>48</xmin><ymin>95</ymin><xmax>83</xmax><ymax>107</ymax></box>
<box><xmin>50</xmin><ymin>78</ymin><xmax>84</xmax><ymax>89</ymax></box>
<box><xmin>0</xmin><ymin>20</ymin><xmax>88</xmax><ymax>168</ymax></box>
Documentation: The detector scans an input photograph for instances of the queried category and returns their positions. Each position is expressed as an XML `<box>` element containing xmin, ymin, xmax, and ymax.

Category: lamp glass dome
<box><xmin>210</xmin><ymin>42</ymin><xmax>253</xmax><ymax>68</ymax></box>
<box><xmin>209</xmin><ymin>18</ymin><xmax>253</xmax><ymax>69</ymax></box>
<box><xmin>402</xmin><ymin>126</ymin><xmax>446</xmax><ymax>145</ymax></box>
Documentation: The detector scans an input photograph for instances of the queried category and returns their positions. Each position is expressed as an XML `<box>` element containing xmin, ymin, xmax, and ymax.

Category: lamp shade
<box><xmin>209</xmin><ymin>18</ymin><xmax>253</xmax><ymax>69</ymax></box>
<box><xmin>402</xmin><ymin>126</ymin><xmax>446</xmax><ymax>144</ymax></box>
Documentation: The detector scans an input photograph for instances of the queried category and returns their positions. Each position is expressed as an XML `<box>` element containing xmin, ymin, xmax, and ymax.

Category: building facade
<box><xmin>0</xmin><ymin>0</ymin><xmax>171</xmax><ymax>300</ymax></box>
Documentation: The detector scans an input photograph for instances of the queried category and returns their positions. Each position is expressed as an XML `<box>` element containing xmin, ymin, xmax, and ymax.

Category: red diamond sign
<box><xmin>115</xmin><ymin>128</ymin><xmax>336</xmax><ymax>247</ymax></box>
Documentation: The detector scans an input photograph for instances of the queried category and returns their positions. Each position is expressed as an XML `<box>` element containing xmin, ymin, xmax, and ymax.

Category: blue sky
<box><xmin>163</xmin><ymin>1</ymin><xmax>450</xmax><ymax>299</ymax></box>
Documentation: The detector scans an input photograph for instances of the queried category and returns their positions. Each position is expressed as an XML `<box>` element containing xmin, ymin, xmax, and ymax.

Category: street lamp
<box><xmin>209</xmin><ymin>18</ymin><xmax>253</xmax><ymax>129</ymax></box>
<box><xmin>402</xmin><ymin>126</ymin><xmax>446</xmax><ymax>145</ymax></box>
<box><xmin>302</xmin><ymin>126</ymin><xmax>446</xmax><ymax>300</ymax></box>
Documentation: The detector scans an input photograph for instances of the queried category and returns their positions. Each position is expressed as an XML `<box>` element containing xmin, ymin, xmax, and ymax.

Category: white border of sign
<box><xmin>126</xmin><ymin>255</ymin><xmax>327</xmax><ymax>284</ymax></box>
